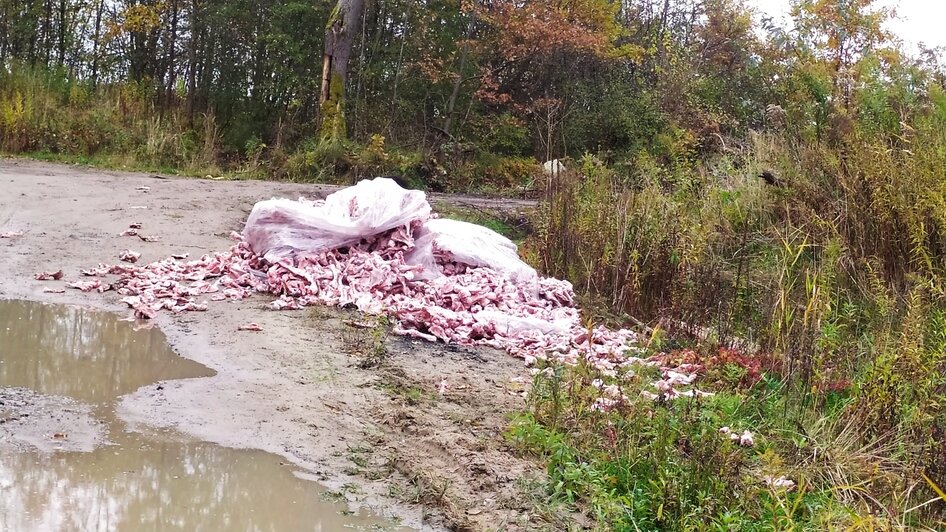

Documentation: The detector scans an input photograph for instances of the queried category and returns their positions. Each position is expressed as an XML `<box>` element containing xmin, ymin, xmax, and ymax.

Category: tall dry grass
<box><xmin>530</xmin><ymin>95</ymin><xmax>946</xmax><ymax>521</ymax></box>
<box><xmin>0</xmin><ymin>65</ymin><xmax>219</xmax><ymax>174</ymax></box>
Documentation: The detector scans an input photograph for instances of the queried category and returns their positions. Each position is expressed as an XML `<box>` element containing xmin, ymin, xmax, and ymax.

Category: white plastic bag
<box><xmin>244</xmin><ymin>177</ymin><xmax>537</xmax><ymax>283</ymax></box>
<box><xmin>244</xmin><ymin>177</ymin><xmax>431</xmax><ymax>261</ymax></box>
<box><xmin>404</xmin><ymin>218</ymin><xmax>537</xmax><ymax>282</ymax></box>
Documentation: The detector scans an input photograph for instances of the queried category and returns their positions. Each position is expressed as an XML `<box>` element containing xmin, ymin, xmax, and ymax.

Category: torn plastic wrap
<box><xmin>244</xmin><ymin>177</ymin><xmax>431</xmax><ymax>261</ymax></box>
<box><xmin>404</xmin><ymin>218</ymin><xmax>537</xmax><ymax>283</ymax></box>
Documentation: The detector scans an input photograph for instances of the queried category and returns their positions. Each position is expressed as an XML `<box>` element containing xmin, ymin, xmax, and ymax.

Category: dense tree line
<box><xmin>0</xmin><ymin>0</ymin><xmax>943</xmax><ymax>177</ymax></box>
<box><xmin>2</xmin><ymin>0</ymin><xmax>329</xmax><ymax>146</ymax></box>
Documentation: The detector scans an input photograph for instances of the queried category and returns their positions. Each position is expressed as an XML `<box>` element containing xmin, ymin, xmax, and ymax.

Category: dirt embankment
<box><xmin>0</xmin><ymin>159</ymin><xmax>553</xmax><ymax>531</ymax></box>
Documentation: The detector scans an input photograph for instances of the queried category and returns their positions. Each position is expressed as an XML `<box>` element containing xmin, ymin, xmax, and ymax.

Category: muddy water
<box><xmin>0</xmin><ymin>300</ymin><xmax>403</xmax><ymax>531</ymax></box>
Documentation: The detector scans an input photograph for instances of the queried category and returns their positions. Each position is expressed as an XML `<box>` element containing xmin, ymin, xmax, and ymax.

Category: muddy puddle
<box><xmin>0</xmin><ymin>299</ymin><xmax>404</xmax><ymax>531</ymax></box>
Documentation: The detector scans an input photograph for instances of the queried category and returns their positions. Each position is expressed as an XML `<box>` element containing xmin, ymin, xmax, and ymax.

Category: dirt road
<box><xmin>0</xmin><ymin>159</ymin><xmax>547</xmax><ymax>530</ymax></box>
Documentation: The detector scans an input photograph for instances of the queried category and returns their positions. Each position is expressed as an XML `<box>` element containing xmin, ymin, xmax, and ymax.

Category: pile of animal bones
<box><xmin>54</xmin><ymin>178</ymin><xmax>712</xmax><ymax>400</ymax></box>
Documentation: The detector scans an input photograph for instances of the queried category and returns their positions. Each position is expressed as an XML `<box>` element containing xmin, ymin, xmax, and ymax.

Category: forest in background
<box><xmin>3</xmin><ymin>0</ymin><xmax>946</xmax><ymax>529</ymax></box>
<box><xmin>5</xmin><ymin>0</ymin><xmax>940</xmax><ymax>188</ymax></box>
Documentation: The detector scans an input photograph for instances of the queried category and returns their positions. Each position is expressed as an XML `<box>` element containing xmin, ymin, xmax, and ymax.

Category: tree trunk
<box><xmin>251</xmin><ymin>3</ymin><xmax>267</xmax><ymax>103</ymax></box>
<box><xmin>42</xmin><ymin>0</ymin><xmax>51</xmax><ymax>65</ymax></box>
<box><xmin>185</xmin><ymin>0</ymin><xmax>199</xmax><ymax>120</ymax></box>
<box><xmin>318</xmin><ymin>0</ymin><xmax>365</xmax><ymax>142</ymax></box>
<box><xmin>657</xmin><ymin>0</ymin><xmax>671</xmax><ymax>64</ymax></box>
<box><xmin>56</xmin><ymin>0</ymin><xmax>66</xmax><ymax>65</ymax></box>
<box><xmin>442</xmin><ymin>17</ymin><xmax>475</xmax><ymax>138</ymax></box>
<box><xmin>0</xmin><ymin>2</ymin><xmax>9</xmax><ymax>62</ymax></box>
<box><xmin>90</xmin><ymin>0</ymin><xmax>104</xmax><ymax>87</ymax></box>
<box><xmin>166</xmin><ymin>0</ymin><xmax>179</xmax><ymax>107</ymax></box>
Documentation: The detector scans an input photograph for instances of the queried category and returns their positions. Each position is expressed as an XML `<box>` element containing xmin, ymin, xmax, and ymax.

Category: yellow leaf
<box><xmin>922</xmin><ymin>472</ymin><xmax>946</xmax><ymax>502</ymax></box>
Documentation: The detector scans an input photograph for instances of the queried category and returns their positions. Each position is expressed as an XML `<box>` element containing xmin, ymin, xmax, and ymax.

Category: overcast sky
<box><xmin>751</xmin><ymin>0</ymin><xmax>946</xmax><ymax>52</ymax></box>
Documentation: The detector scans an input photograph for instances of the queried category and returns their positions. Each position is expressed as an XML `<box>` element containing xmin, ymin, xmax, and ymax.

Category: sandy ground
<box><xmin>0</xmin><ymin>158</ymin><xmax>550</xmax><ymax>531</ymax></box>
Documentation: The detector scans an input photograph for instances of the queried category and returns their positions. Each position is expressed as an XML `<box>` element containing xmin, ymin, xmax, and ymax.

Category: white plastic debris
<box><xmin>243</xmin><ymin>177</ymin><xmax>431</xmax><ymax>261</ymax></box>
<box><xmin>405</xmin><ymin>218</ymin><xmax>537</xmax><ymax>283</ymax></box>
<box><xmin>542</xmin><ymin>159</ymin><xmax>566</xmax><ymax>177</ymax></box>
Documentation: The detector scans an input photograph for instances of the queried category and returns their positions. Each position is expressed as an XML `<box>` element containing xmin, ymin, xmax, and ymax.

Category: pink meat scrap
<box><xmin>77</xmin><ymin>225</ymin><xmax>643</xmax><ymax>371</ymax></box>
<box><xmin>34</xmin><ymin>270</ymin><xmax>64</xmax><ymax>281</ymax></box>
<box><xmin>119</xmin><ymin>249</ymin><xmax>142</xmax><ymax>263</ymax></box>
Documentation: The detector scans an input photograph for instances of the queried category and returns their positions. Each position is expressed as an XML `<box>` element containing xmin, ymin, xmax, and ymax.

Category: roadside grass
<box><xmin>0</xmin><ymin>67</ymin><xmax>225</xmax><ymax>176</ymax></box>
<box><xmin>8</xmin><ymin>150</ymin><xmax>188</xmax><ymax>176</ymax></box>
<box><xmin>517</xmin><ymin>109</ymin><xmax>946</xmax><ymax>528</ymax></box>
<box><xmin>337</xmin><ymin>314</ymin><xmax>391</xmax><ymax>369</ymax></box>
<box><xmin>0</xmin><ymin>68</ymin><xmax>541</xmax><ymax>193</ymax></box>
<box><xmin>508</xmin><ymin>355</ymin><xmax>943</xmax><ymax>530</ymax></box>
<box><xmin>376</xmin><ymin>368</ymin><xmax>436</xmax><ymax>407</ymax></box>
